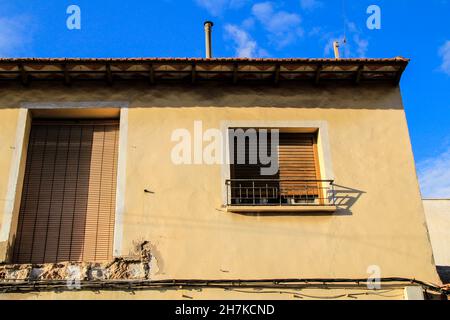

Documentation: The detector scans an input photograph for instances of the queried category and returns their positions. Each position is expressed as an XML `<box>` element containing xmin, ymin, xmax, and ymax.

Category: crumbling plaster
<box><xmin>0</xmin><ymin>241</ymin><xmax>158</xmax><ymax>282</ymax></box>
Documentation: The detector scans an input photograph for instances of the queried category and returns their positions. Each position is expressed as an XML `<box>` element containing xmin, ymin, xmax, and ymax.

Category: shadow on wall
<box><xmin>0</xmin><ymin>81</ymin><xmax>403</xmax><ymax>110</ymax></box>
<box><xmin>333</xmin><ymin>184</ymin><xmax>366</xmax><ymax>216</ymax></box>
<box><xmin>2</xmin><ymin>234</ymin><xmax>15</xmax><ymax>264</ymax></box>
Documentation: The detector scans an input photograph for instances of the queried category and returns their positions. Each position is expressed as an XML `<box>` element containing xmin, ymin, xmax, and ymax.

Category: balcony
<box><xmin>225</xmin><ymin>179</ymin><xmax>337</xmax><ymax>213</ymax></box>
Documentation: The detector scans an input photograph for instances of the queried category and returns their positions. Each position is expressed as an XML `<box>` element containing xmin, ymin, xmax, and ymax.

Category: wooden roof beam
<box><xmin>149</xmin><ymin>64</ymin><xmax>155</xmax><ymax>84</ymax></box>
<box><xmin>63</xmin><ymin>64</ymin><xmax>71</xmax><ymax>86</ymax></box>
<box><xmin>19</xmin><ymin>64</ymin><xmax>29</xmax><ymax>86</ymax></box>
<box><xmin>314</xmin><ymin>65</ymin><xmax>323</xmax><ymax>85</ymax></box>
<box><xmin>233</xmin><ymin>63</ymin><xmax>238</xmax><ymax>84</ymax></box>
<box><xmin>106</xmin><ymin>64</ymin><xmax>113</xmax><ymax>86</ymax></box>
<box><xmin>191</xmin><ymin>63</ymin><xmax>196</xmax><ymax>84</ymax></box>
<box><xmin>355</xmin><ymin>65</ymin><xmax>364</xmax><ymax>84</ymax></box>
<box><xmin>274</xmin><ymin>64</ymin><xmax>281</xmax><ymax>85</ymax></box>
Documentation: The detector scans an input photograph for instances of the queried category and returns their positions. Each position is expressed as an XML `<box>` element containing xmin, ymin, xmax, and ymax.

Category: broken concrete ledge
<box><xmin>0</xmin><ymin>258</ymin><xmax>149</xmax><ymax>282</ymax></box>
<box><xmin>0</xmin><ymin>241</ymin><xmax>155</xmax><ymax>282</ymax></box>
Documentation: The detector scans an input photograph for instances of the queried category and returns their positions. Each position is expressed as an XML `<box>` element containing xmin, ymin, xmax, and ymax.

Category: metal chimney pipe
<box><xmin>333</xmin><ymin>41</ymin><xmax>340</xmax><ymax>59</ymax></box>
<box><xmin>204</xmin><ymin>21</ymin><xmax>214</xmax><ymax>59</ymax></box>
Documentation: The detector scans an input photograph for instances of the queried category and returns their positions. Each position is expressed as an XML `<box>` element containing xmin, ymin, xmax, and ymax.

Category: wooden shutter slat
<box><xmin>83</xmin><ymin>125</ymin><xmax>105</xmax><ymax>262</ymax></box>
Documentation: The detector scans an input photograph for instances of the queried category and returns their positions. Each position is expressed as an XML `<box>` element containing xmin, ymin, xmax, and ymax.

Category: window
<box><xmin>226</xmin><ymin>129</ymin><xmax>334</xmax><ymax>208</ymax></box>
<box><xmin>12</xmin><ymin>119</ymin><xmax>119</xmax><ymax>264</ymax></box>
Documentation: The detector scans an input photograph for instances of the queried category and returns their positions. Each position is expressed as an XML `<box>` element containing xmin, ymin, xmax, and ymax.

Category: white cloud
<box><xmin>322</xmin><ymin>22</ymin><xmax>369</xmax><ymax>58</ymax></box>
<box><xmin>0</xmin><ymin>15</ymin><xmax>32</xmax><ymax>57</ymax></box>
<box><xmin>252</xmin><ymin>2</ymin><xmax>303</xmax><ymax>48</ymax></box>
<box><xmin>300</xmin><ymin>0</ymin><xmax>323</xmax><ymax>11</ymax></box>
<box><xmin>346</xmin><ymin>22</ymin><xmax>369</xmax><ymax>57</ymax></box>
<box><xmin>439</xmin><ymin>41</ymin><xmax>450</xmax><ymax>75</ymax></box>
<box><xmin>195</xmin><ymin>0</ymin><xmax>249</xmax><ymax>16</ymax></box>
<box><xmin>417</xmin><ymin>147</ymin><xmax>450</xmax><ymax>199</ymax></box>
<box><xmin>353</xmin><ymin>34</ymin><xmax>369</xmax><ymax>57</ymax></box>
<box><xmin>241</xmin><ymin>17</ymin><xmax>255</xmax><ymax>29</ymax></box>
<box><xmin>224</xmin><ymin>24</ymin><xmax>268</xmax><ymax>57</ymax></box>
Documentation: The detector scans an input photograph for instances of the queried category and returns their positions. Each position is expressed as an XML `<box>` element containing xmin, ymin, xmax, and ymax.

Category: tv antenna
<box><xmin>341</xmin><ymin>0</ymin><xmax>348</xmax><ymax>57</ymax></box>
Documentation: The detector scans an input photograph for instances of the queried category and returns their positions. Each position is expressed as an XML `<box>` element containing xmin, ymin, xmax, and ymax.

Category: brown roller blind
<box><xmin>13</xmin><ymin>120</ymin><xmax>119</xmax><ymax>264</ymax></box>
<box><xmin>278</xmin><ymin>133</ymin><xmax>321</xmax><ymax>197</ymax></box>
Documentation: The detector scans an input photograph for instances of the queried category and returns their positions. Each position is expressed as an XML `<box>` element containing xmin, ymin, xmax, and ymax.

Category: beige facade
<box><xmin>423</xmin><ymin>199</ymin><xmax>450</xmax><ymax>267</ymax></box>
<box><xmin>0</xmin><ymin>58</ymin><xmax>443</xmax><ymax>299</ymax></box>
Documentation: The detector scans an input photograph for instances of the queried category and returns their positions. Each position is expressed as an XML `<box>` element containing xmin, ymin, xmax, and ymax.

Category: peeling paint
<box><xmin>129</xmin><ymin>239</ymin><xmax>162</xmax><ymax>277</ymax></box>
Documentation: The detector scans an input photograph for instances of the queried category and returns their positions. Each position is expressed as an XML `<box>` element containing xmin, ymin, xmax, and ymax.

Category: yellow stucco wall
<box><xmin>0</xmin><ymin>108</ymin><xmax>21</xmax><ymax>258</ymax></box>
<box><xmin>0</xmin><ymin>82</ymin><xmax>440</xmax><ymax>299</ymax></box>
<box><xmin>123</xmin><ymin>107</ymin><xmax>437</xmax><ymax>281</ymax></box>
<box><xmin>0</xmin><ymin>109</ymin><xmax>21</xmax><ymax>223</ymax></box>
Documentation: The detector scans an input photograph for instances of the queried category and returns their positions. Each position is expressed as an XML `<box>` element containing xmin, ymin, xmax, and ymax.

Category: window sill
<box><xmin>226</xmin><ymin>205</ymin><xmax>337</xmax><ymax>214</ymax></box>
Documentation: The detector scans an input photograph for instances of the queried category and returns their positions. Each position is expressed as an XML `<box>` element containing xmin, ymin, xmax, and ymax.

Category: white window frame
<box><xmin>220</xmin><ymin>120</ymin><xmax>335</xmax><ymax>206</ymax></box>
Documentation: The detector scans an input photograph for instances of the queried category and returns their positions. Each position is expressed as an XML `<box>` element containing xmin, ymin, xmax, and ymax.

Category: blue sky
<box><xmin>0</xmin><ymin>0</ymin><xmax>449</xmax><ymax>197</ymax></box>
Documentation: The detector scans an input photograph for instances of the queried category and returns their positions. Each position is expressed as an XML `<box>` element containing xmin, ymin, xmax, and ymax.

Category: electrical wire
<box><xmin>228</xmin><ymin>288</ymin><xmax>401</xmax><ymax>299</ymax></box>
<box><xmin>341</xmin><ymin>0</ymin><xmax>348</xmax><ymax>56</ymax></box>
<box><xmin>0</xmin><ymin>277</ymin><xmax>447</xmax><ymax>295</ymax></box>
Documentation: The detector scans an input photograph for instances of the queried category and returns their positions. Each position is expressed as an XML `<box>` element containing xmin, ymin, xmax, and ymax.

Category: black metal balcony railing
<box><xmin>225</xmin><ymin>179</ymin><xmax>336</xmax><ymax>207</ymax></box>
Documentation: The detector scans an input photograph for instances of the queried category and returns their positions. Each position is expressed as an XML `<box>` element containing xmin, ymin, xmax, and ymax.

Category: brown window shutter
<box><xmin>13</xmin><ymin>120</ymin><xmax>119</xmax><ymax>264</ymax></box>
<box><xmin>278</xmin><ymin>133</ymin><xmax>321</xmax><ymax>197</ymax></box>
